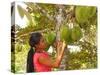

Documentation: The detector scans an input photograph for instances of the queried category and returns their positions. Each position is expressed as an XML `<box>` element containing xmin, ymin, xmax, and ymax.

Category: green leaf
<box><xmin>20</xmin><ymin>8</ymin><xmax>32</xmax><ymax>24</ymax></box>
<box><xmin>25</xmin><ymin>2</ymin><xmax>35</xmax><ymax>9</ymax></box>
<box><xmin>17</xmin><ymin>5</ymin><xmax>24</xmax><ymax>18</ymax></box>
<box><xmin>17</xmin><ymin>5</ymin><xmax>33</xmax><ymax>24</ymax></box>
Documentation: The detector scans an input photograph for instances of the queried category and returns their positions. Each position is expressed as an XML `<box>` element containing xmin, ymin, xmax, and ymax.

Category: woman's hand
<box><xmin>56</xmin><ymin>41</ymin><xmax>66</xmax><ymax>57</ymax></box>
<box><xmin>55</xmin><ymin>41</ymin><xmax>66</xmax><ymax>66</ymax></box>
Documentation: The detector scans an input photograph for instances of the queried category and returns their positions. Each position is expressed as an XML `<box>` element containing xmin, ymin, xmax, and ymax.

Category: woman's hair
<box><xmin>26</xmin><ymin>32</ymin><xmax>42</xmax><ymax>73</ymax></box>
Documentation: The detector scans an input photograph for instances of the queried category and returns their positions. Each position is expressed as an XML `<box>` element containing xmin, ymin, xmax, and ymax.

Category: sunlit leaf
<box><xmin>17</xmin><ymin>5</ymin><xmax>33</xmax><ymax>25</ymax></box>
<box><xmin>17</xmin><ymin>5</ymin><xmax>24</xmax><ymax>18</ymax></box>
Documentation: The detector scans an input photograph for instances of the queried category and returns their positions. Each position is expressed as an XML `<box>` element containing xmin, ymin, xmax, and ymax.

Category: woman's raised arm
<box><xmin>38</xmin><ymin>41</ymin><xmax>66</xmax><ymax>68</ymax></box>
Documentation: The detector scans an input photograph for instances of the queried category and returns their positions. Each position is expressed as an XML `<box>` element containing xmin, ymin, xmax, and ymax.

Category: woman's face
<box><xmin>37</xmin><ymin>37</ymin><xmax>47</xmax><ymax>50</ymax></box>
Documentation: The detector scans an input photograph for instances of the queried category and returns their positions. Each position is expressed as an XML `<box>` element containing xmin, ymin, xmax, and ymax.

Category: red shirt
<box><xmin>33</xmin><ymin>51</ymin><xmax>52</xmax><ymax>72</ymax></box>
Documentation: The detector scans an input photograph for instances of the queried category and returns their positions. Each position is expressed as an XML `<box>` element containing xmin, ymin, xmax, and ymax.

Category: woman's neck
<box><xmin>35</xmin><ymin>48</ymin><xmax>44</xmax><ymax>52</ymax></box>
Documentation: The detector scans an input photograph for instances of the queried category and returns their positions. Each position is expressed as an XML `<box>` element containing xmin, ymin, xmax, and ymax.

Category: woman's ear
<box><xmin>35</xmin><ymin>42</ymin><xmax>40</xmax><ymax>48</ymax></box>
<box><xmin>35</xmin><ymin>44</ymin><xmax>38</xmax><ymax>48</ymax></box>
<box><xmin>33</xmin><ymin>47</ymin><xmax>35</xmax><ymax>50</ymax></box>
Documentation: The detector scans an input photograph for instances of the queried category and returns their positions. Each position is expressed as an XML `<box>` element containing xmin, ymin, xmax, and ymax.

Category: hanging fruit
<box><xmin>60</xmin><ymin>25</ymin><xmax>73</xmax><ymax>44</ymax></box>
<box><xmin>71</xmin><ymin>25</ymin><xmax>82</xmax><ymax>42</ymax></box>
<box><xmin>75</xmin><ymin>6</ymin><xmax>96</xmax><ymax>24</ymax></box>
<box><xmin>45</xmin><ymin>32</ymin><xmax>56</xmax><ymax>45</ymax></box>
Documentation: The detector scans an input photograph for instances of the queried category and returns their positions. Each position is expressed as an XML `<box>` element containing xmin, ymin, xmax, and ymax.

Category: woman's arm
<box><xmin>39</xmin><ymin>41</ymin><xmax>66</xmax><ymax>68</ymax></box>
<box><xmin>38</xmin><ymin>55</ymin><xmax>61</xmax><ymax>68</ymax></box>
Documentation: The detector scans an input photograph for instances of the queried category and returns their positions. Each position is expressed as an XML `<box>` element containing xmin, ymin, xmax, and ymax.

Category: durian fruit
<box><xmin>75</xmin><ymin>6</ymin><xmax>96</xmax><ymax>24</ymax></box>
<box><xmin>60</xmin><ymin>25</ymin><xmax>69</xmax><ymax>41</ymax></box>
<box><xmin>71</xmin><ymin>26</ymin><xmax>82</xmax><ymax>42</ymax></box>
<box><xmin>60</xmin><ymin>25</ymin><xmax>73</xmax><ymax>44</ymax></box>
<box><xmin>87</xmin><ymin>7</ymin><xmax>96</xmax><ymax>18</ymax></box>
<box><xmin>66</xmin><ymin>28</ymin><xmax>74</xmax><ymax>44</ymax></box>
<box><xmin>45</xmin><ymin>32</ymin><xmax>56</xmax><ymax>45</ymax></box>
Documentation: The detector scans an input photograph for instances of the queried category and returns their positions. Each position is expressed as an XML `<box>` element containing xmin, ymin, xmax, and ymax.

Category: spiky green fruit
<box><xmin>45</xmin><ymin>32</ymin><xmax>56</xmax><ymax>45</ymax></box>
<box><xmin>71</xmin><ymin>26</ymin><xmax>82</xmax><ymax>42</ymax></box>
<box><xmin>75</xmin><ymin>6</ymin><xmax>96</xmax><ymax>24</ymax></box>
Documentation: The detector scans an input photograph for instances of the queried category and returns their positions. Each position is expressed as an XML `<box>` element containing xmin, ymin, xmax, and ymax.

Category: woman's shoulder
<box><xmin>34</xmin><ymin>51</ymin><xmax>49</xmax><ymax>58</ymax></box>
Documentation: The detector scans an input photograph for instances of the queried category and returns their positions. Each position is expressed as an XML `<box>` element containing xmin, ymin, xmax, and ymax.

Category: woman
<box><xmin>26</xmin><ymin>32</ymin><xmax>66</xmax><ymax>73</ymax></box>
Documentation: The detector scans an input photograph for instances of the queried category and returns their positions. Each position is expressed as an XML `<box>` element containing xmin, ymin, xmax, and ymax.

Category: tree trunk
<box><xmin>55</xmin><ymin>5</ymin><xmax>69</xmax><ymax>71</ymax></box>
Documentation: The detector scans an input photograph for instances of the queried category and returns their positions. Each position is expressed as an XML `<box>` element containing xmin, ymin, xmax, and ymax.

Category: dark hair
<box><xmin>26</xmin><ymin>33</ymin><xmax>42</xmax><ymax>73</ymax></box>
